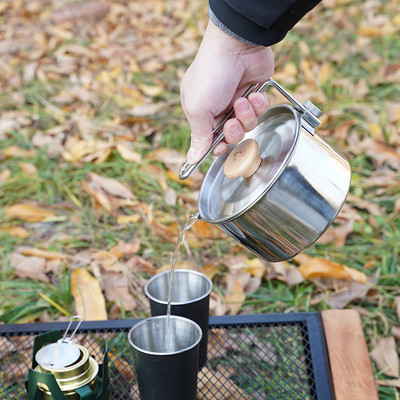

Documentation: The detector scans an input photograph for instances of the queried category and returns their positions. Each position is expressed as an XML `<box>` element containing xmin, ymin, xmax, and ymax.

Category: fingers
<box><xmin>223</xmin><ymin>92</ymin><xmax>269</xmax><ymax>144</ymax></box>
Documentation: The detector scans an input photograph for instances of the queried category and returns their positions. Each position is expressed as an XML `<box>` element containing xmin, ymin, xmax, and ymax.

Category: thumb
<box><xmin>186</xmin><ymin>115</ymin><xmax>214</xmax><ymax>164</ymax></box>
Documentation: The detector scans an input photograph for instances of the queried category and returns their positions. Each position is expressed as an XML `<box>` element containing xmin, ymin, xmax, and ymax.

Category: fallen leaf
<box><xmin>102</xmin><ymin>271</ymin><xmax>137</xmax><ymax>311</ymax></box>
<box><xmin>396</xmin><ymin>297</ymin><xmax>400</xmax><ymax>322</ymax></box>
<box><xmin>70</xmin><ymin>268</ymin><xmax>108</xmax><ymax>321</ymax></box>
<box><xmin>392</xmin><ymin>326</ymin><xmax>400</xmax><ymax>341</ymax></box>
<box><xmin>19</xmin><ymin>162</ymin><xmax>37</xmax><ymax>175</ymax></box>
<box><xmin>297</xmin><ymin>257</ymin><xmax>367</xmax><ymax>284</ymax></box>
<box><xmin>5</xmin><ymin>204</ymin><xmax>56</xmax><ymax>222</ymax></box>
<box><xmin>116</xmin><ymin>214</ymin><xmax>141</xmax><ymax>224</ymax></box>
<box><xmin>0</xmin><ymin>225</ymin><xmax>30</xmax><ymax>238</ymax></box>
<box><xmin>108</xmin><ymin>241</ymin><xmax>141</xmax><ymax>259</ymax></box>
<box><xmin>225</xmin><ymin>275</ymin><xmax>246</xmax><ymax>315</ymax></box>
<box><xmin>371</xmin><ymin>336</ymin><xmax>399</xmax><ymax>378</ymax></box>
<box><xmin>88</xmin><ymin>173</ymin><xmax>135</xmax><ymax>199</ymax></box>
<box><xmin>360</xmin><ymin>138</ymin><xmax>400</xmax><ymax>170</ymax></box>
<box><xmin>115</xmin><ymin>142</ymin><xmax>142</xmax><ymax>163</ymax></box>
<box><xmin>19</xmin><ymin>247</ymin><xmax>71</xmax><ymax>260</ymax></box>
<box><xmin>11</xmin><ymin>254</ymin><xmax>49</xmax><ymax>282</ymax></box>
<box><xmin>243</xmin><ymin>258</ymin><xmax>267</xmax><ymax>278</ymax></box>
<box><xmin>0</xmin><ymin>168</ymin><xmax>11</xmax><ymax>182</ymax></box>
<box><xmin>3</xmin><ymin>145</ymin><xmax>36</xmax><ymax>158</ymax></box>
<box><xmin>377</xmin><ymin>379</ymin><xmax>400</xmax><ymax>389</ymax></box>
<box><xmin>327</xmin><ymin>282</ymin><xmax>372</xmax><ymax>308</ymax></box>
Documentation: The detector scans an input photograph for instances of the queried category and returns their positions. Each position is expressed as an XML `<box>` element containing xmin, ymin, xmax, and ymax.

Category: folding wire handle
<box><xmin>59</xmin><ymin>315</ymin><xmax>84</xmax><ymax>344</ymax></box>
<box><xmin>178</xmin><ymin>77</ymin><xmax>322</xmax><ymax>180</ymax></box>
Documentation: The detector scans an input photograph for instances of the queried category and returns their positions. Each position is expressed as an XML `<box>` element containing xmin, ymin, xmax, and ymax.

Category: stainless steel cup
<box><xmin>128</xmin><ymin>315</ymin><xmax>202</xmax><ymax>400</ymax></box>
<box><xmin>145</xmin><ymin>270</ymin><xmax>212</xmax><ymax>369</ymax></box>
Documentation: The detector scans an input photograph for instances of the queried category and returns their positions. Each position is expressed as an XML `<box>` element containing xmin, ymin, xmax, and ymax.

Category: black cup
<box><xmin>145</xmin><ymin>269</ymin><xmax>212</xmax><ymax>369</ymax></box>
<box><xmin>128</xmin><ymin>315</ymin><xmax>202</xmax><ymax>400</ymax></box>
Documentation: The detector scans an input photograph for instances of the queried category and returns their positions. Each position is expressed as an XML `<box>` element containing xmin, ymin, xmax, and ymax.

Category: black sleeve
<box><xmin>209</xmin><ymin>0</ymin><xmax>322</xmax><ymax>46</ymax></box>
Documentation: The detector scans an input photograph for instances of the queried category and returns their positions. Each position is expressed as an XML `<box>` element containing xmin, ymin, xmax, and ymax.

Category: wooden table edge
<box><xmin>321</xmin><ymin>309</ymin><xmax>379</xmax><ymax>400</ymax></box>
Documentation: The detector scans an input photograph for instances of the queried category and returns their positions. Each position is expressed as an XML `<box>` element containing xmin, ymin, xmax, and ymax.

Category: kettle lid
<box><xmin>198</xmin><ymin>105</ymin><xmax>300</xmax><ymax>224</ymax></box>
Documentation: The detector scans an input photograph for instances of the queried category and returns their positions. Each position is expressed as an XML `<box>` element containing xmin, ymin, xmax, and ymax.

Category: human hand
<box><xmin>180</xmin><ymin>20</ymin><xmax>274</xmax><ymax>164</ymax></box>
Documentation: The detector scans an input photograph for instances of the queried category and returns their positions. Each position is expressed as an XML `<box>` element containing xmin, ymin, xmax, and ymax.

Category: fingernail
<box><xmin>229</xmin><ymin>120</ymin><xmax>241</xmax><ymax>135</ymax></box>
<box><xmin>187</xmin><ymin>147</ymin><xmax>200</xmax><ymax>164</ymax></box>
<box><xmin>250</xmin><ymin>95</ymin><xmax>262</xmax><ymax>107</ymax></box>
<box><xmin>236</xmin><ymin>99</ymin><xmax>249</xmax><ymax>114</ymax></box>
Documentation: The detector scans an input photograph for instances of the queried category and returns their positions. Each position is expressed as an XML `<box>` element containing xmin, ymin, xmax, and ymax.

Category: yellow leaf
<box><xmin>117</xmin><ymin>214</ymin><xmax>141</xmax><ymax>224</ymax></box>
<box><xmin>115</xmin><ymin>142</ymin><xmax>142</xmax><ymax>162</ymax></box>
<box><xmin>318</xmin><ymin>62</ymin><xmax>331</xmax><ymax>85</ymax></box>
<box><xmin>300</xmin><ymin>59</ymin><xmax>315</xmax><ymax>87</ymax></box>
<box><xmin>70</xmin><ymin>268</ymin><xmax>107</xmax><ymax>321</ymax></box>
<box><xmin>165</xmin><ymin>170</ymin><xmax>195</xmax><ymax>186</ymax></box>
<box><xmin>298</xmin><ymin>257</ymin><xmax>367</xmax><ymax>284</ymax></box>
<box><xmin>244</xmin><ymin>258</ymin><xmax>267</xmax><ymax>278</ymax></box>
<box><xmin>190</xmin><ymin>220</ymin><xmax>214</xmax><ymax>239</ymax></box>
<box><xmin>3</xmin><ymin>146</ymin><xmax>36</xmax><ymax>158</ymax></box>
<box><xmin>138</xmin><ymin>84</ymin><xmax>164</xmax><ymax>97</ymax></box>
<box><xmin>199</xmin><ymin>263</ymin><xmax>219</xmax><ymax>280</ymax></box>
<box><xmin>5</xmin><ymin>204</ymin><xmax>56</xmax><ymax>222</ymax></box>
<box><xmin>0</xmin><ymin>225</ymin><xmax>30</xmax><ymax>238</ymax></box>
<box><xmin>21</xmin><ymin>247</ymin><xmax>71</xmax><ymax>260</ymax></box>
<box><xmin>225</xmin><ymin>276</ymin><xmax>246</xmax><ymax>315</ymax></box>
<box><xmin>0</xmin><ymin>169</ymin><xmax>11</xmax><ymax>183</ymax></box>
<box><xmin>368</xmin><ymin>123</ymin><xmax>384</xmax><ymax>140</ymax></box>
<box><xmin>19</xmin><ymin>162</ymin><xmax>38</xmax><ymax>175</ymax></box>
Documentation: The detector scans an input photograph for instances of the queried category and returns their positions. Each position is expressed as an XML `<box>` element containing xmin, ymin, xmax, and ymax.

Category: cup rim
<box><xmin>128</xmin><ymin>315</ymin><xmax>203</xmax><ymax>356</ymax></box>
<box><xmin>144</xmin><ymin>269</ymin><xmax>212</xmax><ymax>306</ymax></box>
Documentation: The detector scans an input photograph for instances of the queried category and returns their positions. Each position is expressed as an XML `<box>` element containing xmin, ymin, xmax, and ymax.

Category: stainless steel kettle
<box><xmin>179</xmin><ymin>78</ymin><xmax>351</xmax><ymax>262</ymax></box>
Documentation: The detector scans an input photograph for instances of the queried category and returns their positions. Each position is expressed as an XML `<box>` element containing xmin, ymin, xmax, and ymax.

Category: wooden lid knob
<box><xmin>224</xmin><ymin>139</ymin><xmax>262</xmax><ymax>179</ymax></box>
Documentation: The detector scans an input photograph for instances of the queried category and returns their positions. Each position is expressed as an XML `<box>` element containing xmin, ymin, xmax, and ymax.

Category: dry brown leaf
<box><xmin>19</xmin><ymin>162</ymin><xmax>37</xmax><ymax>175</ymax></box>
<box><xmin>327</xmin><ymin>282</ymin><xmax>371</xmax><ymax>308</ymax></box>
<box><xmin>115</xmin><ymin>142</ymin><xmax>142</xmax><ymax>163</ymax></box>
<box><xmin>88</xmin><ymin>173</ymin><xmax>135</xmax><ymax>199</ymax></box>
<box><xmin>209</xmin><ymin>291</ymin><xmax>229</xmax><ymax>316</ymax></box>
<box><xmin>265</xmin><ymin>261</ymin><xmax>304</xmax><ymax>286</ymax></box>
<box><xmin>371</xmin><ymin>336</ymin><xmax>399</xmax><ymax>378</ymax></box>
<box><xmin>3</xmin><ymin>145</ymin><xmax>36</xmax><ymax>158</ymax></box>
<box><xmin>5</xmin><ymin>204</ymin><xmax>56</xmax><ymax>222</ymax></box>
<box><xmin>11</xmin><ymin>254</ymin><xmax>49</xmax><ymax>282</ymax></box>
<box><xmin>395</xmin><ymin>297</ymin><xmax>400</xmax><ymax>322</ymax></box>
<box><xmin>62</xmin><ymin>140</ymin><xmax>112</xmax><ymax>163</ymax></box>
<box><xmin>225</xmin><ymin>275</ymin><xmax>246</xmax><ymax>315</ymax></box>
<box><xmin>82</xmin><ymin>180</ymin><xmax>113</xmax><ymax>213</ymax></box>
<box><xmin>360</xmin><ymin>138</ymin><xmax>400</xmax><ymax>170</ymax></box>
<box><xmin>70</xmin><ymin>268</ymin><xmax>108</xmax><ymax>321</ymax></box>
<box><xmin>19</xmin><ymin>247</ymin><xmax>71</xmax><ymax>260</ymax></box>
<box><xmin>297</xmin><ymin>257</ymin><xmax>367</xmax><ymax>284</ymax></box>
<box><xmin>51</xmin><ymin>1</ymin><xmax>110</xmax><ymax>24</ymax></box>
<box><xmin>108</xmin><ymin>241</ymin><xmax>141</xmax><ymax>259</ymax></box>
<box><xmin>0</xmin><ymin>225</ymin><xmax>30</xmax><ymax>238</ymax></box>
<box><xmin>102</xmin><ymin>271</ymin><xmax>137</xmax><ymax>312</ymax></box>
<box><xmin>0</xmin><ymin>168</ymin><xmax>11</xmax><ymax>183</ymax></box>
<box><xmin>392</xmin><ymin>326</ymin><xmax>400</xmax><ymax>341</ymax></box>
<box><xmin>377</xmin><ymin>379</ymin><xmax>400</xmax><ymax>389</ymax></box>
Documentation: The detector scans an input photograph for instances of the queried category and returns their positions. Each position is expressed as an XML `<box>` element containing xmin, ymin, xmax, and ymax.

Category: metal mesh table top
<box><xmin>0</xmin><ymin>313</ymin><xmax>333</xmax><ymax>399</ymax></box>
